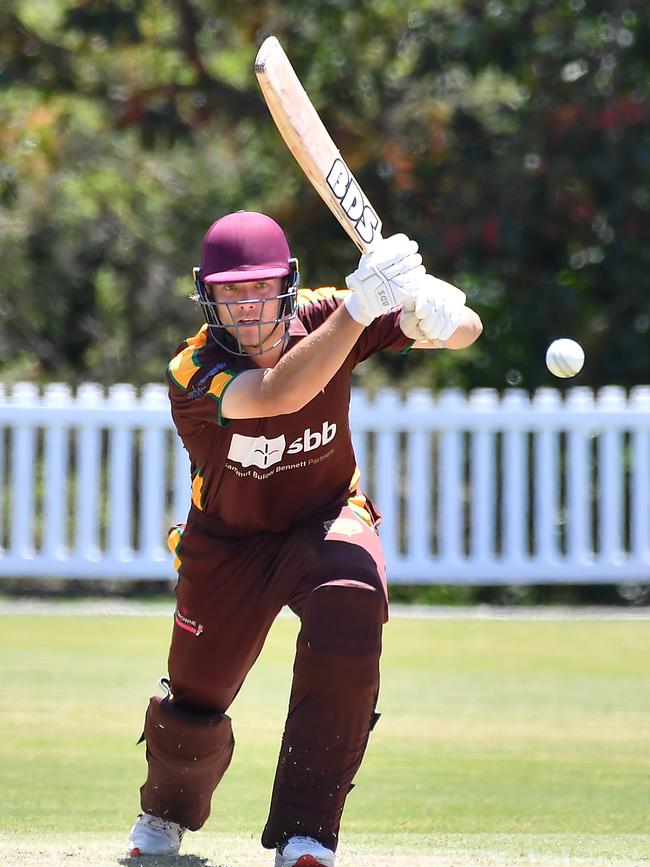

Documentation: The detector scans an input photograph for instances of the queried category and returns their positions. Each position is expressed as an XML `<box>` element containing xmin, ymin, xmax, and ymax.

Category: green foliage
<box><xmin>0</xmin><ymin>0</ymin><xmax>648</xmax><ymax>387</ymax></box>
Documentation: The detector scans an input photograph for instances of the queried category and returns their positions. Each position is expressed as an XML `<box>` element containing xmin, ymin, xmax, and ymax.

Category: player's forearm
<box><xmin>413</xmin><ymin>307</ymin><xmax>483</xmax><ymax>350</ymax></box>
<box><xmin>443</xmin><ymin>307</ymin><xmax>483</xmax><ymax>349</ymax></box>
<box><xmin>222</xmin><ymin>305</ymin><xmax>363</xmax><ymax>419</ymax></box>
<box><xmin>262</xmin><ymin>304</ymin><xmax>363</xmax><ymax>412</ymax></box>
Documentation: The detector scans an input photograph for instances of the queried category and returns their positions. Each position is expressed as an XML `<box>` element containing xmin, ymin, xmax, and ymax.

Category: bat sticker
<box><xmin>326</xmin><ymin>158</ymin><xmax>381</xmax><ymax>246</ymax></box>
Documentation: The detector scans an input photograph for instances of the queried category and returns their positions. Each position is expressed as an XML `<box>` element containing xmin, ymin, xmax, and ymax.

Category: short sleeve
<box><xmin>167</xmin><ymin>343</ymin><xmax>241</xmax><ymax>428</ymax></box>
<box><xmin>296</xmin><ymin>287</ymin><xmax>412</xmax><ymax>363</ymax></box>
<box><xmin>350</xmin><ymin>306</ymin><xmax>413</xmax><ymax>363</ymax></box>
<box><xmin>296</xmin><ymin>287</ymin><xmax>348</xmax><ymax>332</ymax></box>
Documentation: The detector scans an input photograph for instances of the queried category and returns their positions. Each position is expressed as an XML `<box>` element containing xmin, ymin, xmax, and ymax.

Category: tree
<box><xmin>0</xmin><ymin>0</ymin><xmax>648</xmax><ymax>388</ymax></box>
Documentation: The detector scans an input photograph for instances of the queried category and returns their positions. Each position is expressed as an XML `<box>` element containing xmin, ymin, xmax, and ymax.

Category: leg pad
<box><xmin>140</xmin><ymin>695</ymin><xmax>234</xmax><ymax>831</ymax></box>
<box><xmin>263</xmin><ymin>583</ymin><xmax>384</xmax><ymax>851</ymax></box>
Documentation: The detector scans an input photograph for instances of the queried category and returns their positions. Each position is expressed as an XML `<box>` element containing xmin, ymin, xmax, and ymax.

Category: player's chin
<box><xmin>244</xmin><ymin>319</ymin><xmax>281</xmax><ymax>337</ymax></box>
<box><xmin>236</xmin><ymin>321</ymin><xmax>263</xmax><ymax>341</ymax></box>
<box><xmin>237</xmin><ymin>324</ymin><xmax>275</xmax><ymax>350</ymax></box>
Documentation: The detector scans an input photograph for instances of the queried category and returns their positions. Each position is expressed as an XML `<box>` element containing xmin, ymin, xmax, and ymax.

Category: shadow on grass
<box><xmin>119</xmin><ymin>857</ymin><xmax>226</xmax><ymax>867</ymax></box>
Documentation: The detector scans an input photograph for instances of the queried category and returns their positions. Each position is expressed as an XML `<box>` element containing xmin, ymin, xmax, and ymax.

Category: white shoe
<box><xmin>126</xmin><ymin>812</ymin><xmax>186</xmax><ymax>857</ymax></box>
<box><xmin>275</xmin><ymin>835</ymin><xmax>336</xmax><ymax>867</ymax></box>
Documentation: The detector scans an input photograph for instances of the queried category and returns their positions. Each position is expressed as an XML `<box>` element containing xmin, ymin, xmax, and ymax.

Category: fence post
<box><xmin>629</xmin><ymin>386</ymin><xmax>650</xmax><ymax>566</ymax></box>
<box><xmin>42</xmin><ymin>383</ymin><xmax>72</xmax><ymax>561</ymax></box>
<box><xmin>9</xmin><ymin>383</ymin><xmax>39</xmax><ymax>560</ymax></box>
<box><xmin>565</xmin><ymin>387</ymin><xmax>595</xmax><ymax>565</ymax></box>
<box><xmin>373</xmin><ymin>389</ymin><xmax>402</xmax><ymax>564</ymax></box>
<box><xmin>350</xmin><ymin>388</ymin><xmax>370</xmax><ymax>497</ymax></box>
<box><xmin>172</xmin><ymin>433</ymin><xmax>191</xmax><ymax>529</ymax></box>
<box><xmin>405</xmin><ymin>389</ymin><xmax>434</xmax><ymax>569</ymax></box>
<box><xmin>437</xmin><ymin>389</ymin><xmax>466</xmax><ymax>567</ymax></box>
<box><xmin>597</xmin><ymin>386</ymin><xmax>627</xmax><ymax>565</ymax></box>
<box><xmin>501</xmin><ymin>389</ymin><xmax>530</xmax><ymax>567</ymax></box>
<box><xmin>532</xmin><ymin>388</ymin><xmax>562</xmax><ymax>567</ymax></box>
<box><xmin>0</xmin><ymin>382</ymin><xmax>5</xmax><ymax>554</ymax></box>
<box><xmin>107</xmin><ymin>384</ymin><xmax>137</xmax><ymax>562</ymax></box>
<box><xmin>140</xmin><ymin>384</ymin><xmax>169</xmax><ymax>562</ymax></box>
<box><xmin>73</xmin><ymin>383</ymin><xmax>103</xmax><ymax>564</ymax></box>
<box><xmin>468</xmin><ymin>389</ymin><xmax>499</xmax><ymax>566</ymax></box>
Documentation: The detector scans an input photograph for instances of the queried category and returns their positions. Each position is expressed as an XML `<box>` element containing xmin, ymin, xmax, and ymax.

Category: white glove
<box><xmin>399</xmin><ymin>274</ymin><xmax>467</xmax><ymax>344</ymax></box>
<box><xmin>344</xmin><ymin>233</ymin><xmax>425</xmax><ymax>326</ymax></box>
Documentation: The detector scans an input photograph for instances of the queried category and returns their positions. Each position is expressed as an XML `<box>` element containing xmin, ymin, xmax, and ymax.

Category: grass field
<box><xmin>1</xmin><ymin>607</ymin><xmax>649</xmax><ymax>866</ymax></box>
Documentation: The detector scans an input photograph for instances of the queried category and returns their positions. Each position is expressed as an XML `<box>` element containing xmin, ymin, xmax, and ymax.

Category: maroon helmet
<box><xmin>195</xmin><ymin>211</ymin><xmax>299</xmax><ymax>354</ymax></box>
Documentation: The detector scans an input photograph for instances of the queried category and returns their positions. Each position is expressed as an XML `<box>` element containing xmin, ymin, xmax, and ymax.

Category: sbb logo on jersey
<box><xmin>287</xmin><ymin>421</ymin><xmax>336</xmax><ymax>455</ymax></box>
<box><xmin>227</xmin><ymin>422</ymin><xmax>337</xmax><ymax>471</ymax></box>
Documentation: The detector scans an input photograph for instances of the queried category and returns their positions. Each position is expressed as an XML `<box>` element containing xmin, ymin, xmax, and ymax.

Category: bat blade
<box><xmin>255</xmin><ymin>36</ymin><xmax>383</xmax><ymax>253</ymax></box>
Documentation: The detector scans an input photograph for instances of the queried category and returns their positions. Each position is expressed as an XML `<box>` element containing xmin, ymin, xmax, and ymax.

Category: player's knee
<box><xmin>167</xmin><ymin>669</ymin><xmax>234</xmax><ymax>714</ymax></box>
<box><xmin>143</xmin><ymin>695</ymin><xmax>234</xmax><ymax>764</ymax></box>
<box><xmin>303</xmin><ymin>581</ymin><xmax>385</xmax><ymax>643</ymax></box>
<box><xmin>297</xmin><ymin>582</ymin><xmax>384</xmax><ymax>689</ymax></box>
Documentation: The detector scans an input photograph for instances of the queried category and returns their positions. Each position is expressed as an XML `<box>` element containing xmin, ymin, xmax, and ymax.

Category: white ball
<box><xmin>545</xmin><ymin>338</ymin><xmax>585</xmax><ymax>378</ymax></box>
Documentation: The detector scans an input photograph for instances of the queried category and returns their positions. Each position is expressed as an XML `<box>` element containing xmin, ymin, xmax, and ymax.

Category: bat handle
<box><xmin>357</xmin><ymin>231</ymin><xmax>384</xmax><ymax>256</ymax></box>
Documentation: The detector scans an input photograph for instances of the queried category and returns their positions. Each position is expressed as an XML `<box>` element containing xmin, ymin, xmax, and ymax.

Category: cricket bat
<box><xmin>255</xmin><ymin>35</ymin><xmax>383</xmax><ymax>254</ymax></box>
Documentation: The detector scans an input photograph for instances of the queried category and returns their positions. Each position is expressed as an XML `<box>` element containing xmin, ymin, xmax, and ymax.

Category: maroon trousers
<box><xmin>139</xmin><ymin>502</ymin><xmax>388</xmax><ymax>852</ymax></box>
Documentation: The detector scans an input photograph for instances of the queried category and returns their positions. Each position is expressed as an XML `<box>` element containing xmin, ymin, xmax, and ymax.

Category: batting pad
<box><xmin>139</xmin><ymin>695</ymin><xmax>235</xmax><ymax>831</ymax></box>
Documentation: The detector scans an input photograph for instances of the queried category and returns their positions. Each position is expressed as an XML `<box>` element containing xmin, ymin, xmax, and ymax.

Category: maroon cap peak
<box><xmin>200</xmin><ymin>211</ymin><xmax>291</xmax><ymax>284</ymax></box>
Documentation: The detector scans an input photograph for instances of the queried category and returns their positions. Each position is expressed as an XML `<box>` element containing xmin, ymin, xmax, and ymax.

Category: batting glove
<box><xmin>345</xmin><ymin>233</ymin><xmax>425</xmax><ymax>326</ymax></box>
<box><xmin>399</xmin><ymin>274</ymin><xmax>467</xmax><ymax>344</ymax></box>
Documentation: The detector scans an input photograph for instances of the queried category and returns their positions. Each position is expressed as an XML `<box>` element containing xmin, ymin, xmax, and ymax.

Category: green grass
<box><xmin>1</xmin><ymin>612</ymin><xmax>650</xmax><ymax>865</ymax></box>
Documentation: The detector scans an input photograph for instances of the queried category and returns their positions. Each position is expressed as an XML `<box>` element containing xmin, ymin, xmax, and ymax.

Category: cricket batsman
<box><xmin>127</xmin><ymin>210</ymin><xmax>482</xmax><ymax>865</ymax></box>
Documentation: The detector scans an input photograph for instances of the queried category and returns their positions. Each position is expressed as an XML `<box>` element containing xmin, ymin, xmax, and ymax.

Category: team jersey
<box><xmin>167</xmin><ymin>287</ymin><xmax>412</xmax><ymax>536</ymax></box>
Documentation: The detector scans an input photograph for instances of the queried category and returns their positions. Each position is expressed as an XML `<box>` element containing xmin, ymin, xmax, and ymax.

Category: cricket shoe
<box><xmin>126</xmin><ymin>812</ymin><xmax>186</xmax><ymax>857</ymax></box>
<box><xmin>275</xmin><ymin>836</ymin><xmax>336</xmax><ymax>867</ymax></box>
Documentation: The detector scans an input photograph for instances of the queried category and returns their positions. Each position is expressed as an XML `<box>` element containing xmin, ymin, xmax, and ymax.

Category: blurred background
<box><xmin>1</xmin><ymin>0</ymin><xmax>648</xmax><ymax>389</ymax></box>
<box><xmin>0</xmin><ymin>0</ymin><xmax>648</xmax><ymax>604</ymax></box>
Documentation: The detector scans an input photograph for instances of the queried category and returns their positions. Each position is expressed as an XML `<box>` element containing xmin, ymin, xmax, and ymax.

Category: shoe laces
<box><xmin>142</xmin><ymin>813</ymin><xmax>184</xmax><ymax>838</ymax></box>
<box><xmin>284</xmin><ymin>836</ymin><xmax>320</xmax><ymax>850</ymax></box>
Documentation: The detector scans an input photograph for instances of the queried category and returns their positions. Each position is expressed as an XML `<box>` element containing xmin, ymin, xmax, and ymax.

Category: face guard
<box><xmin>194</xmin><ymin>258</ymin><xmax>300</xmax><ymax>356</ymax></box>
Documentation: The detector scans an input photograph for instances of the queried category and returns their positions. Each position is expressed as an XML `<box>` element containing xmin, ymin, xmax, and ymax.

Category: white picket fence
<box><xmin>0</xmin><ymin>381</ymin><xmax>649</xmax><ymax>584</ymax></box>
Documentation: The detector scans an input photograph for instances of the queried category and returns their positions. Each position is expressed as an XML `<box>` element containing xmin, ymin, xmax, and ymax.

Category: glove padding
<box><xmin>345</xmin><ymin>233</ymin><xmax>425</xmax><ymax>326</ymax></box>
<box><xmin>399</xmin><ymin>274</ymin><xmax>467</xmax><ymax>344</ymax></box>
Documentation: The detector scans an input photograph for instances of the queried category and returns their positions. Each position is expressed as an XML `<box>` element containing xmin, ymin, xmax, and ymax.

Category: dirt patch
<box><xmin>0</xmin><ymin>837</ymin><xmax>641</xmax><ymax>867</ymax></box>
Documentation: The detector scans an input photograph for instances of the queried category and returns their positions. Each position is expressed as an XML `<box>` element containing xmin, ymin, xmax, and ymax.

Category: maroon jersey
<box><xmin>167</xmin><ymin>287</ymin><xmax>411</xmax><ymax>535</ymax></box>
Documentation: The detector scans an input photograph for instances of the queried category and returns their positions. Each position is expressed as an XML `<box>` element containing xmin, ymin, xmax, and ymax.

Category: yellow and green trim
<box><xmin>206</xmin><ymin>369</ymin><xmax>240</xmax><ymax>427</ymax></box>
<box><xmin>347</xmin><ymin>466</ymin><xmax>373</xmax><ymax>527</ymax></box>
<box><xmin>191</xmin><ymin>468</ymin><xmax>205</xmax><ymax>511</ymax></box>
<box><xmin>297</xmin><ymin>286</ymin><xmax>348</xmax><ymax>307</ymax></box>
<box><xmin>167</xmin><ymin>524</ymin><xmax>185</xmax><ymax>573</ymax></box>
<box><xmin>167</xmin><ymin>326</ymin><xmax>209</xmax><ymax>390</ymax></box>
